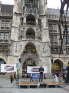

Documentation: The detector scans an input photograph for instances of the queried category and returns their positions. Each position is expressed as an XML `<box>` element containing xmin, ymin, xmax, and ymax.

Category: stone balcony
<box><xmin>23</xmin><ymin>7</ymin><xmax>38</xmax><ymax>15</ymax></box>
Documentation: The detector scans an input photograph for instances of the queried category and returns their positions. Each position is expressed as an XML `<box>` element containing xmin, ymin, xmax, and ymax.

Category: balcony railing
<box><xmin>23</xmin><ymin>7</ymin><xmax>38</xmax><ymax>14</ymax></box>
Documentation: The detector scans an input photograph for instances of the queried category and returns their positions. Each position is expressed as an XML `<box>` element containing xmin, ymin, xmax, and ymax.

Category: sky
<box><xmin>0</xmin><ymin>0</ymin><xmax>61</xmax><ymax>9</ymax></box>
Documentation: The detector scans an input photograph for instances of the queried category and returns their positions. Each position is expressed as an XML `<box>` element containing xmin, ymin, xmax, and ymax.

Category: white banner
<box><xmin>1</xmin><ymin>64</ymin><xmax>16</xmax><ymax>73</ymax></box>
<box><xmin>27</xmin><ymin>66</ymin><xmax>48</xmax><ymax>73</ymax></box>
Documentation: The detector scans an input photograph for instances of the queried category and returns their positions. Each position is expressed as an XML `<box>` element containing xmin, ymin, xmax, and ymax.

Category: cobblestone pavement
<box><xmin>0</xmin><ymin>74</ymin><xmax>69</xmax><ymax>93</ymax></box>
<box><xmin>0</xmin><ymin>75</ymin><xmax>16</xmax><ymax>88</ymax></box>
<box><xmin>0</xmin><ymin>88</ymin><xmax>69</xmax><ymax>93</ymax></box>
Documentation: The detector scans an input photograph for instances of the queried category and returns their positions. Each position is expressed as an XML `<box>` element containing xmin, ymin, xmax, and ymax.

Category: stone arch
<box><xmin>0</xmin><ymin>58</ymin><xmax>6</xmax><ymax>64</ymax></box>
<box><xmin>52</xmin><ymin>59</ymin><xmax>63</xmax><ymax>75</ymax></box>
<box><xmin>22</xmin><ymin>58</ymin><xmax>36</xmax><ymax>75</ymax></box>
<box><xmin>23</xmin><ymin>42</ymin><xmax>37</xmax><ymax>54</ymax></box>
<box><xmin>26</xmin><ymin>14</ymin><xmax>36</xmax><ymax>25</ymax></box>
<box><xmin>26</xmin><ymin>28</ymin><xmax>35</xmax><ymax>39</ymax></box>
<box><xmin>20</xmin><ymin>42</ymin><xmax>39</xmax><ymax>76</ymax></box>
<box><xmin>21</xmin><ymin>42</ymin><xmax>39</xmax><ymax>63</ymax></box>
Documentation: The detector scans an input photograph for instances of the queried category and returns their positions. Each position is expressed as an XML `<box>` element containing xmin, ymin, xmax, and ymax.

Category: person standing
<box><xmin>66</xmin><ymin>62</ymin><xmax>69</xmax><ymax>83</ymax></box>
<box><xmin>10</xmin><ymin>74</ymin><xmax>13</xmax><ymax>83</ymax></box>
<box><xmin>39</xmin><ymin>66</ymin><xmax>44</xmax><ymax>82</ymax></box>
<box><xmin>54</xmin><ymin>74</ymin><xmax>59</xmax><ymax>82</ymax></box>
<box><xmin>14</xmin><ymin>72</ymin><xmax>16</xmax><ymax>80</ymax></box>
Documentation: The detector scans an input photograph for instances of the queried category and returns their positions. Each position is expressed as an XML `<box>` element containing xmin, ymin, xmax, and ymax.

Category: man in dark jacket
<box><xmin>39</xmin><ymin>66</ymin><xmax>44</xmax><ymax>82</ymax></box>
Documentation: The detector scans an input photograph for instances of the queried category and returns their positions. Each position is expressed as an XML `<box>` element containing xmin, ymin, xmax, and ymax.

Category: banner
<box><xmin>31</xmin><ymin>73</ymin><xmax>40</xmax><ymax>80</ymax></box>
<box><xmin>27</xmin><ymin>66</ymin><xmax>48</xmax><ymax>73</ymax></box>
<box><xmin>1</xmin><ymin>64</ymin><xmax>16</xmax><ymax>73</ymax></box>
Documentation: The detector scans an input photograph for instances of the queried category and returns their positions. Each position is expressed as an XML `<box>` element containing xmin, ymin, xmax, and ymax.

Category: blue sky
<box><xmin>0</xmin><ymin>0</ymin><xmax>61</xmax><ymax>9</ymax></box>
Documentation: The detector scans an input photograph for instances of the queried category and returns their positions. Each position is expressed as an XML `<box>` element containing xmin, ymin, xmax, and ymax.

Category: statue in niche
<box><xmin>43</xmin><ymin>43</ymin><xmax>46</xmax><ymax>53</ymax></box>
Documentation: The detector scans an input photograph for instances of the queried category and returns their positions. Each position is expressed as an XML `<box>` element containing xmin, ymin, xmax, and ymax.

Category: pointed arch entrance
<box><xmin>52</xmin><ymin>59</ymin><xmax>63</xmax><ymax>75</ymax></box>
<box><xmin>22</xmin><ymin>58</ymin><xmax>36</xmax><ymax>76</ymax></box>
<box><xmin>20</xmin><ymin>42</ymin><xmax>39</xmax><ymax>77</ymax></box>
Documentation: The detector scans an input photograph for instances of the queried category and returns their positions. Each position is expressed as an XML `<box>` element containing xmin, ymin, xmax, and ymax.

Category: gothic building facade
<box><xmin>11</xmin><ymin>0</ymin><xmax>51</xmax><ymax>75</ymax></box>
<box><xmin>0</xmin><ymin>0</ymin><xmax>69</xmax><ymax>75</ymax></box>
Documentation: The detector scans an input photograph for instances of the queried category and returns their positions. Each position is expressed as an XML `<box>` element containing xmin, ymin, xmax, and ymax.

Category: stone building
<box><xmin>0</xmin><ymin>3</ymin><xmax>13</xmax><ymax>65</ymax></box>
<box><xmin>0</xmin><ymin>0</ymin><xmax>69</xmax><ymax>76</ymax></box>
<box><xmin>11</xmin><ymin>0</ymin><xmax>51</xmax><ymax>75</ymax></box>
<box><xmin>47</xmin><ymin>8</ymin><xmax>69</xmax><ymax>73</ymax></box>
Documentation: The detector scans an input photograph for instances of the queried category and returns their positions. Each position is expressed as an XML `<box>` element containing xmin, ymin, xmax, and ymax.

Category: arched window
<box><xmin>26</xmin><ymin>14</ymin><xmax>36</xmax><ymax>25</ymax></box>
<box><xmin>23</xmin><ymin>42</ymin><xmax>37</xmax><ymax>54</ymax></box>
<box><xmin>52</xmin><ymin>59</ymin><xmax>63</xmax><ymax>74</ymax></box>
<box><xmin>26</xmin><ymin>28</ymin><xmax>35</xmax><ymax>39</ymax></box>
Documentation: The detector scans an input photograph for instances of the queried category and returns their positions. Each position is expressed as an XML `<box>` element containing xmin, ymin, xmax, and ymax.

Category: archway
<box><xmin>21</xmin><ymin>42</ymin><xmax>39</xmax><ymax>77</ymax></box>
<box><xmin>0</xmin><ymin>58</ymin><xmax>6</xmax><ymax>64</ymax></box>
<box><xmin>26</xmin><ymin>14</ymin><xmax>36</xmax><ymax>25</ymax></box>
<box><xmin>0</xmin><ymin>58</ymin><xmax>6</xmax><ymax>73</ymax></box>
<box><xmin>22</xmin><ymin>58</ymin><xmax>36</xmax><ymax>77</ymax></box>
<box><xmin>23</xmin><ymin>42</ymin><xmax>37</xmax><ymax>54</ymax></box>
<box><xmin>26</xmin><ymin>28</ymin><xmax>35</xmax><ymax>39</ymax></box>
<box><xmin>52</xmin><ymin>59</ymin><xmax>63</xmax><ymax>75</ymax></box>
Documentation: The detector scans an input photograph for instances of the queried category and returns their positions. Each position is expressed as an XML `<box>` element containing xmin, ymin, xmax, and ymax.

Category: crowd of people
<box><xmin>9</xmin><ymin>64</ymin><xmax>69</xmax><ymax>84</ymax></box>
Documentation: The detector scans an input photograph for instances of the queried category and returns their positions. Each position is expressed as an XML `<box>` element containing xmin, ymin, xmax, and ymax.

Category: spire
<box><xmin>14</xmin><ymin>0</ymin><xmax>22</xmax><ymax>13</ymax></box>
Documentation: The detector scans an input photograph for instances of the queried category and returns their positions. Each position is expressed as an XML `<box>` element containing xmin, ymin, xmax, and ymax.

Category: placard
<box><xmin>1</xmin><ymin>64</ymin><xmax>16</xmax><ymax>73</ymax></box>
<box><xmin>27</xmin><ymin>66</ymin><xmax>48</xmax><ymax>73</ymax></box>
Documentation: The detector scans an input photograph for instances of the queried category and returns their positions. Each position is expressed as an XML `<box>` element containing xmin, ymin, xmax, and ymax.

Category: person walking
<box><xmin>10</xmin><ymin>74</ymin><xmax>13</xmax><ymax>83</ymax></box>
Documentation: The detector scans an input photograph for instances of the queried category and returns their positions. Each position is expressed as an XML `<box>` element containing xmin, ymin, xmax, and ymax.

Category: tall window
<box><xmin>63</xmin><ymin>33</ymin><xmax>69</xmax><ymax>54</ymax></box>
<box><xmin>0</xmin><ymin>58</ymin><xmax>6</xmax><ymax>72</ymax></box>
<box><xmin>0</xmin><ymin>32</ymin><xmax>9</xmax><ymax>41</ymax></box>
<box><xmin>24</xmin><ymin>0</ymin><xmax>38</xmax><ymax>8</ymax></box>
<box><xmin>48</xmin><ymin>23</ymin><xmax>61</xmax><ymax>54</ymax></box>
<box><xmin>26</xmin><ymin>14</ymin><xmax>36</xmax><ymax>25</ymax></box>
<box><xmin>1</xmin><ymin>20</ymin><xmax>11</xmax><ymax>30</ymax></box>
<box><xmin>26</xmin><ymin>28</ymin><xmax>35</xmax><ymax>39</ymax></box>
<box><xmin>23</xmin><ymin>43</ymin><xmax>37</xmax><ymax>54</ymax></box>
